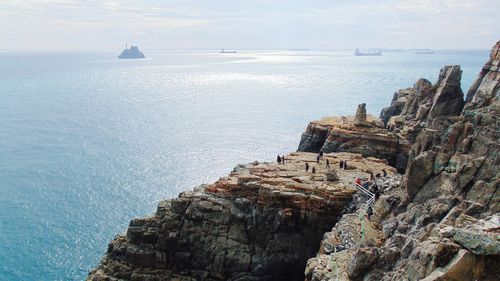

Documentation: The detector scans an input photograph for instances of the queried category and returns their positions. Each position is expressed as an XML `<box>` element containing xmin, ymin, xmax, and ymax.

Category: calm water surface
<box><xmin>0</xmin><ymin>49</ymin><xmax>489</xmax><ymax>280</ymax></box>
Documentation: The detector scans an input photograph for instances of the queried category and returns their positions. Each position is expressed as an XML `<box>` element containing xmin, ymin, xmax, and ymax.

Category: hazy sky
<box><xmin>1</xmin><ymin>0</ymin><xmax>498</xmax><ymax>51</ymax></box>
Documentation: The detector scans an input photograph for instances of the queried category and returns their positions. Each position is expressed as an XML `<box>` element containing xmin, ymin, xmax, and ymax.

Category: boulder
<box><xmin>354</xmin><ymin>103</ymin><xmax>368</xmax><ymax>126</ymax></box>
<box><xmin>450</xmin><ymin>228</ymin><xmax>500</xmax><ymax>255</ymax></box>
<box><xmin>347</xmin><ymin>247</ymin><xmax>380</xmax><ymax>277</ymax></box>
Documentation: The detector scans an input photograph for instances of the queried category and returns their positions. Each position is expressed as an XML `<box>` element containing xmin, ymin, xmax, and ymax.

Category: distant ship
<box><xmin>118</xmin><ymin>45</ymin><xmax>145</xmax><ymax>59</ymax></box>
<box><xmin>412</xmin><ymin>48</ymin><xmax>435</xmax><ymax>54</ymax></box>
<box><xmin>220</xmin><ymin>49</ymin><xmax>237</xmax><ymax>54</ymax></box>
<box><xmin>415</xmin><ymin>50</ymin><xmax>435</xmax><ymax>54</ymax></box>
<box><xmin>354</xmin><ymin>48</ymin><xmax>382</xmax><ymax>56</ymax></box>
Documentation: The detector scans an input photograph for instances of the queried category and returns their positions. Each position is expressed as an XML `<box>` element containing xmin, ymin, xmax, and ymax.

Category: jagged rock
<box><xmin>306</xmin><ymin>41</ymin><xmax>500</xmax><ymax>281</ymax></box>
<box><xmin>422</xmin><ymin>249</ymin><xmax>500</xmax><ymax>281</ymax></box>
<box><xmin>450</xmin><ymin>228</ymin><xmax>500</xmax><ymax>255</ymax></box>
<box><xmin>427</xmin><ymin>65</ymin><xmax>464</xmax><ymax>120</ymax></box>
<box><xmin>379</xmin><ymin>90</ymin><xmax>410</xmax><ymax>125</ymax></box>
<box><xmin>297</xmin><ymin>123</ymin><xmax>329</xmax><ymax>152</ymax></box>
<box><xmin>380</xmin><ymin>78</ymin><xmax>433</xmax><ymax>125</ymax></box>
<box><xmin>297</xmin><ymin>112</ymin><xmax>410</xmax><ymax>169</ymax></box>
<box><xmin>347</xmin><ymin>247</ymin><xmax>380</xmax><ymax>277</ymax></box>
<box><xmin>354</xmin><ymin>103</ymin><xmax>368</xmax><ymax>126</ymax></box>
<box><xmin>382</xmin><ymin>218</ymin><xmax>398</xmax><ymax>239</ymax></box>
<box><xmin>405</xmin><ymin>150</ymin><xmax>435</xmax><ymax>199</ymax></box>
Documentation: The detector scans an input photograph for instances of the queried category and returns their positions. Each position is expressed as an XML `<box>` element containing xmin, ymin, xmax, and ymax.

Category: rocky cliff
<box><xmin>88</xmin><ymin>153</ymin><xmax>395</xmax><ymax>281</ymax></box>
<box><xmin>298</xmin><ymin>63</ymin><xmax>468</xmax><ymax>173</ymax></box>
<box><xmin>297</xmin><ymin>112</ymin><xmax>410</xmax><ymax>171</ymax></box>
<box><xmin>305</xmin><ymin>41</ymin><xmax>500</xmax><ymax>281</ymax></box>
<box><xmin>89</xmin><ymin>41</ymin><xmax>500</xmax><ymax>281</ymax></box>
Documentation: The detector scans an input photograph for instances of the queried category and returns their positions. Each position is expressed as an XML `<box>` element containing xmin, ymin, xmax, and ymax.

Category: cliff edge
<box><xmin>305</xmin><ymin>41</ymin><xmax>500</xmax><ymax>281</ymax></box>
<box><xmin>88</xmin><ymin>153</ymin><xmax>395</xmax><ymax>281</ymax></box>
<box><xmin>89</xmin><ymin>41</ymin><xmax>499</xmax><ymax>281</ymax></box>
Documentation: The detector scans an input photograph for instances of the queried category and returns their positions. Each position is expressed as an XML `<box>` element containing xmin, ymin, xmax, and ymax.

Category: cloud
<box><xmin>0</xmin><ymin>0</ymin><xmax>498</xmax><ymax>50</ymax></box>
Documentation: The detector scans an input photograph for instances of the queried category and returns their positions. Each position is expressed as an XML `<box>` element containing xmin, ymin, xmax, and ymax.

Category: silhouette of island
<box><xmin>118</xmin><ymin>45</ymin><xmax>145</xmax><ymax>59</ymax></box>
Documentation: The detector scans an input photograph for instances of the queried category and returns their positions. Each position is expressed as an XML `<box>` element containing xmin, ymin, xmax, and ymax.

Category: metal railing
<box><xmin>355</xmin><ymin>183</ymin><xmax>375</xmax><ymax>205</ymax></box>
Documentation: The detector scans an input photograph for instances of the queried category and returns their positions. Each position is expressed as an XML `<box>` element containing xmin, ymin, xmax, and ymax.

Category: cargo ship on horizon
<box><xmin>354</xmin><ymin>48</ymin><xmax>382</xmax><ymax>56</ymax></box>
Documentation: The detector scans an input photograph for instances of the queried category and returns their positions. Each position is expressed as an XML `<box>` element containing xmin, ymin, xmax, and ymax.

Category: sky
<box><xmin>0</xmin><ymin>0</ymin><xmax>498</xmax><ymax>51</ymax></box>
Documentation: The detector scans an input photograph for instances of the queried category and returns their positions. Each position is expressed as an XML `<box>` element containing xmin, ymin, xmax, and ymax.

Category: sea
<box><xmin>0</xmin><ymin>49</ymin><xmax>490</xmax><ymax>280</ymax></box>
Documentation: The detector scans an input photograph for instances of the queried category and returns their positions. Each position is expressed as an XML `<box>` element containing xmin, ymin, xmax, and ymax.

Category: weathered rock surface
<box><xmin>354</xmin><ymin>103</ymin><xmax>368</xmax><ymax>127</ymax></box>
<box><xmin>380</xmin><ymin>64</ymin><xmax>464</xmax><ymax>146</ymax></box>
<box><xmin>297</xmin><ymin>112</ymin><xmax>410</xmax><ymax>171</ymax></box>
<box><xmin>305</xmin><ymin>41</ymin><xmax>500</xmax><ymax>281</ymax></box>
<box><xmin>88</xmin><ymin>152</ymin><xmax>395</xmax><ymax>281</ymax></box>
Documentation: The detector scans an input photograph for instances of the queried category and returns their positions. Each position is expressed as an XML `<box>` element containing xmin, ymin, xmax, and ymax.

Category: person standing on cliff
<box><xmin>326</xmin><ymin>159</ymin><xmax>330</xmax><ymax>168</ymax></box>
<box><xmin>282</xmin><ymin>155</ymin><xmax>286</xmax><ymax>164</ymax></box>
<box><xmin>366</xmin><ymin>205</ymin><xmax>373</xmax><ymax>220</ymax></box>
<box><xmin>316</xmin><ymin>155</ymin><xmax>320</xmax><ymax>163</ymax></box>
<box><xmin>305</xmin><ymin>162</ymin><xmax>309</xmax><ymax>172</ymax></box>
<box><xmin>339</xmin><ymin>160</ymin><xmax>344</xmax><ymax>169</ymax></box>
<box><xmin>344</xmin><ymin>160</ymin><xmax>348</xmax><ymax>170</ymax></box>
<box><xmin>355</xmin><ymin>178</ymin><xmax>361</xmax><ymax>186</ymax></box>
<box><xmin>312</xmin><ymin>167</ymin><xmax>316</xmax><ymax>173</ymax></box>
<box><xmin>277</xmin><ymin>155</ymin><xmax>281</xmax><ymax>164</ymax></box>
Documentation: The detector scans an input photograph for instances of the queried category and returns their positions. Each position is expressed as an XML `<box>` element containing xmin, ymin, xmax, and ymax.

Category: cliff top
<box><xmin>311</xmin><ymin>114</ymin><xmax>383</xmax><ymax>128</ymax></box>
<box><xmin>88</xmin><ymin>151</ymin><xmax>397</xmax><ymax>281</ymax></box>
<box><xmin>208</xmin><ymin>151</ymin><xmax>396</xmax><ymax>199</ymax></box>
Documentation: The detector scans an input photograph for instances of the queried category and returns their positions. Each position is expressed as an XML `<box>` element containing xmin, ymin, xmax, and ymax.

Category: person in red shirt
<box><xmin>355</xmin><ymin>178</ymin><xmax>362</xmax><ymax>186</ymax></box>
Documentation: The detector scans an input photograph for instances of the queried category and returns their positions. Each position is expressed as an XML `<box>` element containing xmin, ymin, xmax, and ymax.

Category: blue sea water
<box><xmin>0</xmin><ymin>49</ymin><xmax>489</xmax><ymax>280</ymax></box>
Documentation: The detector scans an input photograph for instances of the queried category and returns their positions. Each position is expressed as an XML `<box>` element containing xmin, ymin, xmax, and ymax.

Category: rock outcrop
<box><xmin>354</xmin><ymin>103</ymin><xmax>368</xmax><ymax>127</ymax></box>
<box><xmin>88</xmin><ymin>153</ymin><xmax>395</xmax><ymax>281</ymax></box>
<box><xmin>379</xmin><ymin>65</ymin><xmax>464</xmax><ymax>145</ymax></box>
<box><xmin>305</xmin><ymin>41</ymin><xmax>500</xmax><ymax>281</ymax></box>
<box><xmin>297</xmin><ymin>110</ymin><xmax>410</xmax><ymax>171</ymax></box>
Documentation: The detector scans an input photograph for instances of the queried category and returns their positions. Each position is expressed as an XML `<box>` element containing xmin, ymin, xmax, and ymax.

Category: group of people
<box><xmin>276</xmin><ymin>151</ymin><xmax>389</xmax><ymax>221</ymax></box>
<box><xmin>316</xmin><ymin>152</ymin><xmax>331</xmax><ymax>167</ymax></box>
<box><xmin>355</xmin><ymin>172</ymin><xmax>388</xmax><ymax>220</ymax></box>
<box><xmin>355</xmin><ymin>177</ymin><xmax>381</xmax><ymax>196</ymax></box>
<box><xmin>276</xmin><ymin>155</ymin><xmax>287</xmax><ymax>164</ymax></box>
<box><xmin>306</xmin><ymin>153</ymin><xmax>350</xmax><ymax>174</ymax></box>
<box><xmin>305</xmin><ymin>162</ymin><xmax>316</xmax><ymax>173</ymax></box>
<box><xmin>371</xmin><ymin>169</ymin><xmax>388</xmax><ymax>179</ymax></box>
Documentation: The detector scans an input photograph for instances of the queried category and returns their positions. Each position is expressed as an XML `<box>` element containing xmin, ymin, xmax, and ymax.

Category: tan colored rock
<box><xmin>88</xmin><ymin>152</ymin><xmax>394</xmax><ymax>281</ymax></box>
<box><xmin>298</xmin><ymin>112</ymin><xmax>410</xmax><ymax>171</ymax></box>
<box><xmin>354</xmin><ymin>103</ymin><xmax>368</xmax><ymax>126</ymax></box>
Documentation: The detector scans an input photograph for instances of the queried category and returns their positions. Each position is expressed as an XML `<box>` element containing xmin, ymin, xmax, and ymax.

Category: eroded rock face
<box><xmin>380</xmin><ymin>64</ymin><xmax>464</xmax><ymax>148</ymax></box>
<box><xmin>379</xmin><ymin>78</ymin><xmax>433</xmax><ymax>126</ymax></box>
<box><xmin>305</xmin><ymin>41</ymin><xmax>500</xmax><ymax>281</ymax></box>
<box><xmin>297</xmin><ymin>123</ymin><xmax>329</xmax><ymax>152</ymax></box>
<box><xmin>354</xmin><ymin>103</ymin><xmax>368</xmax><ymax>126</ymax></box>
<box><xmin>427</xmin><ymin>65</ymin><xmax>464</xmax><ymax>121</ymax></box>
<box><xmin>297</xmin><ymin>112</ymin><xmax>410</xmax><ymax>171</ymax></box>
<box><xmin>404</xmin><ymin>42</ymin><xmax>499</xmax><ymax>210</ymax></box>
<box><xmin>88</xmin><ymin>152</ymin><xmax>395</xmax><ymax>281</ymax></box>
